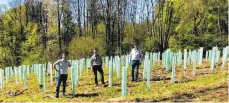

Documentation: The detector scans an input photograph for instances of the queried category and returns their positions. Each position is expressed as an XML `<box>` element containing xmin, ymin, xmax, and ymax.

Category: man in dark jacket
<box><xmin>91</xmin><ymin>49</ymin><xmax>106</xmax><ymax>87</ymax></box>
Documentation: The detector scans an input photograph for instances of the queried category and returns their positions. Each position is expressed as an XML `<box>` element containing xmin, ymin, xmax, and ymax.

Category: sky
<box><xmin>0</xmin><ymin>0</ymin><xmax>8</xmax><ymax>5</ymax></box>
<box><xmin>0</xmin><ymin>0</ymin><xmax>9</xmax><ymax>12</ymax></box>
<box><xmin>0</xmin><ymin>0</ymin><xmax>154</xmax><ymax>23</ymax></box>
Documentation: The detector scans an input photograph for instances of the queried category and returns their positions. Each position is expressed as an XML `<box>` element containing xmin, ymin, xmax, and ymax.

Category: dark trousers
<box><xmin>56</xmin><ymin>74</ymin><xmax>68</xmax><ymax>97</ymax></box>
<box><xmin>131</xmin><ymin>60</ymin><xmax>140</xmax><ymax>81</ymax></box>
<box><xmin>92</xmin><ymin>65</ymin><xmax>105</xmax><ymax>85</ymax></box>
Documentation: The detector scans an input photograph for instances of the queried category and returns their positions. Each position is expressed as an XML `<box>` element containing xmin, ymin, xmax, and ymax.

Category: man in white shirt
<box><xmin>130</xmin><ymin>43</ymin><xmax>143</xmax><ymax>82</ymax></box>
<box><xmin>53</xmin><ymin>52</ymin><xmax>71</xmax><ymax>98</ymax></box>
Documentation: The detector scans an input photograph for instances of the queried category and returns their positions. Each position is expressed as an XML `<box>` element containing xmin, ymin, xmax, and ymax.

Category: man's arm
<box><xmin>100</xmin><ymin>56</ymin><xmax>103</xmax><ymax>65</ymax></box>
<box><xmin>68</xmin><ymin>61</ymin><xmax>71</xmax><ymax>67</ymax></box>
<box><xmin>129</xmin><ymin>49</ymin><xmax>132</xmax><ymax>63</ymax></box>
<box><xmin>53</xmin><ymin>60</ymin><xmax>60</xmax><ymax>71</ymax></box>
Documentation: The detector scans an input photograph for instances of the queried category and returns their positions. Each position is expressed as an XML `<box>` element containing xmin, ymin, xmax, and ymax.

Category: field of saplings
<box><xmin>0</xmin><ymin>46</ymin><xmax>228</xmax><ymax>102</ymax></box>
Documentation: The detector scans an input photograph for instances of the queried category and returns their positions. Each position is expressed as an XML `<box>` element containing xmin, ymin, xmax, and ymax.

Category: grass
<box><xmin>0</xmin><ymin>60</ymin><xmax>228</xmax><ymax>102</ymax></box>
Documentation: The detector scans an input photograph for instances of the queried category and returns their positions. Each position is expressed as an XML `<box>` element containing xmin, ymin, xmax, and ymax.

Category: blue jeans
<box><xmin>131</xmin><ymin>60</ymin><xmax>140</xmax><ymax>81</ymax></box>
<box><xmin>56</xmin><ymin>74</ymin><xmax>68</xmax><ymax>97</ymax></box>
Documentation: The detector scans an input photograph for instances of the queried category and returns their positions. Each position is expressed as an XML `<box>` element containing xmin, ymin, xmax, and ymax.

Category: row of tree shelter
<box><xmin>0</xmin><ymin>46</ymin><xmax>228</xmax><ymax>97</ymax></box>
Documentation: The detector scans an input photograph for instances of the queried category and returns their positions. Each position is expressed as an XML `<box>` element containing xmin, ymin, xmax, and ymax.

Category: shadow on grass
<box><xmin>75</xmin><ymin>93</ymin><xmax>99</xmax><ymax>97</ymax></box>
<box><xmin>68</xmin><ymin>93</ymin><xmax>99</xmax><ymax>98</ymax></box>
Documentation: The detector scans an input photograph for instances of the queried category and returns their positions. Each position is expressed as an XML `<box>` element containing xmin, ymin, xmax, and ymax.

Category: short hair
<box><xmin>133</xmin><ymin>38</ymin><xmax>140</xmax><ymax>46</ymax></box>
<box><xmin>62</xmin><ymin>51</ymin><xmax>69</xmax><ymax>56</ymax></box>
<box><xmin>94</xmin><ymin>48</ymin><xmax>98</xmax><ymax>51</ymax></box>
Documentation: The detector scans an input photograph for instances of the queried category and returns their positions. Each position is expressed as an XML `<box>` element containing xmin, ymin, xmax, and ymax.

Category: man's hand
<box><xmin>53</xmin><ymin>65</ymin><xmax>57</xmax><ymax>71</ymax></box>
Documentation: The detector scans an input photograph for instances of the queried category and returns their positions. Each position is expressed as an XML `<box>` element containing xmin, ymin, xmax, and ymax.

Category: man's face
<box><xmin>94</xmin><ymin>50</ymin><xmax>97</xmax><ymax>54</ymax></box>
<box><xmin>62</xmin><ymin>54</ymin><xmax>66</xmax><ymax>59</ymax></box>
<box><xmin>134</xmin><ymin>44</ymin><xmax>137</xmax><ymax>48</ymax></box>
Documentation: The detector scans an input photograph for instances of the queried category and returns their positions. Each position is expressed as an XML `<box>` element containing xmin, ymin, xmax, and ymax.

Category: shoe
<box><xmin>55</xmin><ymin>95</ymin><xmax>59</xmax><ymax>98</ymax></box>
<box><xmin>62</xmin><ymin>93</ymin><xmax>66</xmax><ymax>96</ymax></box>
<box><xmin>95</xmin><ymin>84</ymin><xmax>98</xmax><ymax>87</ymax></box>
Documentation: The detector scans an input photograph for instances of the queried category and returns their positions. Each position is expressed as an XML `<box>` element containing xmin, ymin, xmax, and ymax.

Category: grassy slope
<box><xmin>0</xmin><ymin>61</ymin><xmax>228</xmax><ymax>102</ymax></box>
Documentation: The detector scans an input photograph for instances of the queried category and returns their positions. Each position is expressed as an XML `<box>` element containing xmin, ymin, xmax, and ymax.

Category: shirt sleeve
<box><xmin>140</xmin><ymin>50</ymin><xmax>143</xmax><ymax>63</ymax></box>
<box><xmin>129</xmin><ymin>49</ymin><xmax>132</xmax><ymax>62</ymax></box>
<box><xmin>68</xmin><ymin>61</ymin><xmax>71</xmax><ymax>67</ymax></box>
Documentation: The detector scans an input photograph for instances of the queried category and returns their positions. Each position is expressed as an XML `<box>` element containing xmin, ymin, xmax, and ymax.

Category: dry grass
<box><xmin>0</xmin><ymin>60</ymin><xmax>228</xmax><ymax>102</ymax></box>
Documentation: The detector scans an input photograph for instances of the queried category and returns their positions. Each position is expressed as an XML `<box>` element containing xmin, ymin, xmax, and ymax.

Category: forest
<box><xmin>0</xmin><ymin>0</ymin><xmax>227</xmax><ymax>67</ymax></box>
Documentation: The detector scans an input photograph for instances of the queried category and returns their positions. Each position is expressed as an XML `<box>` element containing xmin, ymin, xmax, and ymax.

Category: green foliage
<box><xmin>142</xmin><ymin>37</ymin><xmax>155</xmax><ymax>52</ymax></box>
<box><xmin>169</xmin><ymin>0</ymin><xmax>227</xmax><ymax>51</ymax></box>
<box><xmin>0</xmin><ymin>0</ymin><xmax>227</xmax><ymax>67</ymax></box>
<box><xmin>169</xmin><ymin>33</ymin><xmax>227</xmax><ymax>51</ymax></box>
<box><xmin>21</xmin><ymin>23</ymin><xmax>43</xmax><ymax>65</ymax></box>
<box><xmin>69</xmin><ymin>35</ymin><xmax>106</xmax><ymax>59</ymax></box>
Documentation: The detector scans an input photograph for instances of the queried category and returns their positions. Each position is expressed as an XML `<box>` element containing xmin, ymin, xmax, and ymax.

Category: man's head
<box><xmin>134</xmin><ymin>42</ymin><xmax>139</xmax><ymax>49</ymax></box>
<box><xmin>133</xmin><ymin>39</ymin><xmax>140</xmax><ymax>49</ymax></box>
<box><xmin>62</xmin><ymin>52</ymin><xmax>69</xmax><ymax>60</ymax></box>
<box><xmin>93</xmin><ymin>49</ymin><xmax>98</xmax><ymax>55</ymax></box>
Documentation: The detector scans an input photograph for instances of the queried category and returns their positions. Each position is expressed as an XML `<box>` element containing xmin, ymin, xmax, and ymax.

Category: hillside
<box><xmin>0</xmin><ymin>60</ymin><xmax>228</xmax><ymax>102</ymax></box>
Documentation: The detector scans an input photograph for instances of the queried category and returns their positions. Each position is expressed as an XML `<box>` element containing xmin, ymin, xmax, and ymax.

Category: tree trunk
<box><xmin>57</xmin><ymin>0</ymin><xmax>62</xmax><ymax>55</ymax></box>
